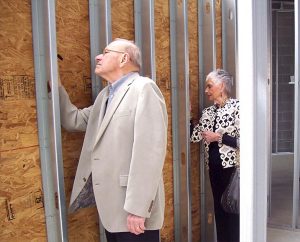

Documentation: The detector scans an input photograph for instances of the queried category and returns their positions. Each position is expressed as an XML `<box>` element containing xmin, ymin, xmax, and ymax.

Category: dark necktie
<box><xmin>104</xmin><ymin>85</ymin><xmax>113</xmax><ymax>115</ymax></box>
<box><xmin>107</xmin><ymin>85</ymin><xmax>114</xmax><ymax>107</ymax></box>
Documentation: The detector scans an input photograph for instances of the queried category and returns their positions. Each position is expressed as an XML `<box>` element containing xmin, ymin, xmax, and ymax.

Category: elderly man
<box><xmin>58</xmin><ymin>38</ymin><xmax>168</xmax><ymax>242</ymax></box>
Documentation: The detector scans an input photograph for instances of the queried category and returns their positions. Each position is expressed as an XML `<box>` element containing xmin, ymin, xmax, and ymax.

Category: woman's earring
<box><xmin>221</xmin><ymin>92</ymin><xmax>226</xmax><ymax>106</ymax></box>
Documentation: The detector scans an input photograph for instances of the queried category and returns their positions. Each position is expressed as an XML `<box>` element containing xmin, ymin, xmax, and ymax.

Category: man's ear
<box><xmin>121</xmin><ymin>53</ymin><xmax>128</xmax><ymax>63</ymax></box>
<box><xmin>121</xmin><ymin>56</ymin><xmax>126</xmax><ymax>63</ymax></box>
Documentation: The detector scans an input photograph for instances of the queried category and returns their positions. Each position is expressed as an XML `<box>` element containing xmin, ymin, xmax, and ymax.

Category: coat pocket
<box><xmin>114</xmin><ymin>110</ymin><xmax>131</xmax><ymax>118</ymax></box>
<box><xmin>119</xmin><ymin>175</ymin><xmax>129</xmax><ymax>187</ymax></box>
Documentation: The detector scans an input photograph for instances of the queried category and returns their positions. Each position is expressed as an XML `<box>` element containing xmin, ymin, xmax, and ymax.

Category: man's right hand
<box><xmin>127</xmin><ymin>213</ymin><xmax>146</xmax><ymax>235</ymax></box>
<box><xmin>48</xmin><ymin>75</ymin><xmax>62</xmax><ymax>92</ymax></box>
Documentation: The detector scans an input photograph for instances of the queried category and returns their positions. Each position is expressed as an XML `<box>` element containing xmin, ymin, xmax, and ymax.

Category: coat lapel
<box><xmin>94</xmin><ymin>74</ymin><xmax>137</xmax><ymax>145</ymax></box>
<box><xmin>96</xmin><ymin>88</ymin><xmax>109</xmax><ymax>131</ymax></box>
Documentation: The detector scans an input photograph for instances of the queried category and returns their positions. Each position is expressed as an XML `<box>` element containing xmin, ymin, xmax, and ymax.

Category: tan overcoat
<box><xmin>59</xmin><ymin>73</ymin><xmax>167</xmax><ymax>232</ymax></box>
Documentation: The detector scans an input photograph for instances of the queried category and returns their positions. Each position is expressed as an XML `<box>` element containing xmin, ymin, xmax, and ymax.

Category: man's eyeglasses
<box><xmin>102</xmin><ymin>49</ymin><xmax>126</xmax><ymax>56</ymax></box>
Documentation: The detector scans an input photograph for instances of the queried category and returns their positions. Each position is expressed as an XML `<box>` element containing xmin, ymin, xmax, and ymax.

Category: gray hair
<box><xmin>206</xmin><ymin>69</ymin><xmax>233</xmax><ymax>95</ymax></box>
<box><xmin>112</xmin><ymin>38</ymin><xmax>142</xmax><ymax>70</ymax></box>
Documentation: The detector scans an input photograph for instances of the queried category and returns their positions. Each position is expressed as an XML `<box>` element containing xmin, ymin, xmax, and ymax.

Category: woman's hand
<box><xmin>202</xmin><ymin>131</ymin><xmax>221</xmax><ymax>143</ymax></box>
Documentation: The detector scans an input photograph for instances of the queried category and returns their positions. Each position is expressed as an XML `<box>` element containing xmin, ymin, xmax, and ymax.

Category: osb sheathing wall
<box><xmin>216</xmin><ymin>0</ymin><xmax>223</xmax><ymax>69</ymax></box>
<box><xmin>188</xmin><ymin>0</ymin><xmax>201</xmax><ymax>240</ymax></box>
<box><xmin>0</xmin><ymin>0</ymin><xmax>223</xmax><ymax>241</ymax></box>
<box><xmin>56</xmin><ymin>1</ymin><xmax>100</xmax><ymax>241</ymax></box>
<box><xmin>0</xmin><ymin>1</ymin><xmax>47</xmax><ymax>241</ymax></box>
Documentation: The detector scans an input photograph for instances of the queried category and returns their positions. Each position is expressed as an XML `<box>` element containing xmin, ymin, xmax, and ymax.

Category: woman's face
<box><xmin>205</xmin><ymin>79</ymin><xmax>223</xmax><ymax>102</ymax></box>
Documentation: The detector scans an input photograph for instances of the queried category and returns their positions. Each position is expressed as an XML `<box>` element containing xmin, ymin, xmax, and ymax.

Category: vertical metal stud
<box><xmin>170</xmin><ymin>0</ymin><xmax>192</xmax><ymax>241</ymax></box>
<box><xmin>198</xmin><ymin>0</ymin><xmax>217</xmax><ymax>241</ymax></box>
<box><xmin>222</xmin><ymin>0</ymin><xmax>237</xmax><ymax>97</ymax></box>
<box><xmin>89</xmin><ymin>0</ymin><xmax>112</xmax><ymax>101</ymax></box>
<box><xmin>31</xmin><ymin>0</ymin><xmax>68</xmax><ymax>241</ymax></box>
<box><xmin>134</xmin><ymin>0</ymin><xmax>156</xmax><ymax>80</ymax></box>
<box><xmin>170</xmin><ymin>2</ymin><xmax>180</xmax><ymax>240</ymax></box>
<box><xmin>89</xmin><ymin>2</ymin><xmax>111</xmax><ymax>240</ymax></box>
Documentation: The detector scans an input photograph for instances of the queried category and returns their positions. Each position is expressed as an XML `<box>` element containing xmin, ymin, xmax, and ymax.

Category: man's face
<box><xmin>94</xmin><ymin>42</ymin><xmax>125</xmax><ymax>79</ymax></box>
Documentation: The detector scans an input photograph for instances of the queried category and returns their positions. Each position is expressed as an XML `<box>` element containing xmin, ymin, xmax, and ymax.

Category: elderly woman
<box><xmin>191</xmin><ymin>69</ymin><xmax>240</xmax><ymax>242</ymax></box>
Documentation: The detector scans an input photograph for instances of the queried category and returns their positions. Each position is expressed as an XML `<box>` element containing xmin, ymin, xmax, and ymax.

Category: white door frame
<box><xmin>292</xmin><ymin>0</ymin><xmax>300</xmax><ymax>230</ymax></box>
<box><xmin>237</xmin><ymin>0</ymin><xmax>269</xmax><ymax>241</ymax></box>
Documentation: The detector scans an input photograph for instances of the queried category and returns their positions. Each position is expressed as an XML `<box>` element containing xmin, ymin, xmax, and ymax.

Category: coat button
<box><xmin>83</xmin><ymin>177</ymin><xmax>86</xmax><ymax>182</ymax></box>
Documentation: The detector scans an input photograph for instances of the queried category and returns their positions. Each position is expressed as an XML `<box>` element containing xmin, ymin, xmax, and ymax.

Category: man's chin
<box><xmin>94</xmin><ymin>69</ymin><xmax>101</xmax><ymax>76</ymax></box>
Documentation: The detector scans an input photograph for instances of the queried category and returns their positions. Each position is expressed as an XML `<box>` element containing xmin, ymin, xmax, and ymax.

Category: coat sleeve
<box><xmin>190</xmin><ymin>109</ymin><xmax>210</xmax><ymax>142</ymax></box>
<box><xmin>234</xmin><ymin>101</ymin><xmax>240</xmax><ymax>148</ymax></box>
<box><xmin>123</xmin><ymin>81</ymin><xmax>168</xmax><ymax>218</ymax></box>
<box><xmin>222</xmin><ymin>101</ymin><xmax>240</xmax><ymax>148</ymax></box>
<box><xmin>190</xmin><ymin>122</ymin><xmax>203</xmax><ymax>143</ymax></box>
<box><xmin>58</xmin><ymin>86</ymin><xmax>92</xmax><ymax>132</ymax></box>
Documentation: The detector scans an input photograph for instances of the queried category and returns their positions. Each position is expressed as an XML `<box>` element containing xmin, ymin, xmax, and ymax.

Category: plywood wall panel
<box><xmin>0</xmin><ymin>147</ymin><xmax>46</xmax><ymax>242</ymax></box>
<box><xmin>154</xmin><ymin>1</ymin><xmax>174</xmax><ymax>241</ymax></box>
<box><xmin>56</xmin><ymin>0</ymin><xmax>92</xmax><ymax>107</ymax></box>
<box><xmin>56</xmin><ymin>0</ymin><xmax>100</xmax><ymax>241</ymax></box>
<box><xmin>0</xmin><ymin>1</ymin><xmax>35</xmax><ymax>76</ymax></box>
<box><xmin>216</xmin><ymin>0</ymin><xmax>223</xmax><ymax>68</ymax></box>
<box><xmin>188</xmin><ymin>0</ymin><xmax>201</xmax><ymax>240</ymax></box>
<box><xmin>1</xmin><ymin>99</ymin><xmax>38</xmax><ymax>151</ymax></box>
<box><xmin>111</xmin><ymin>0</ymin><xmax>134</xmax><ymax>40</ymax></box>
<box><xmin>0</xmin><ymin>0</ymin><xmax>38</xmax><ymax>152</ymax></box>
<box><xmin>0</xmin><ymin>1</ymin><xmax>46</xmax><ymax>241</ymax></box>
<box><xmin>67</xmin><ymin>207</ymin><xmax>100</xmax><ymax>242</ymax></box>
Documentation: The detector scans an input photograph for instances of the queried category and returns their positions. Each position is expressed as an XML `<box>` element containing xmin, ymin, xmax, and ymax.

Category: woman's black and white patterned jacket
<box><xmin>191</xmin><ymin>98</ymin><xmax>240</xmax><ymax>168</ymax></box>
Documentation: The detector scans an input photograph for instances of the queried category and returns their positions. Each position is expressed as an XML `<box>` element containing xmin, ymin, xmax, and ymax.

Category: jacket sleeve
<box><xmin>222</xmin><ymin>133</ymin><xmax>238</xmax><ymax>148</ymax></box>
<box><xmin>232</xmin><ymin>101</ymin><xmax>240</xmax><ymax>148</ymax></box>
<box><xmin>58</xmin><ymin>86</ymin><xmax>92</xmax><ymax>132</ymax></box>
<box><xmin>190</xmin><ymin>108</ymin><xmax>211</xmax><ymax>142</ymax></box>
<box><xmin>220</xmin><ymin>101</ymin><xmax>240</xmax><ymax>148</ymax></box>
<box><xmin>190</xmin><ymin>122</ymin><xmax>203</xmax><ymax>143</ymax></box>
<box><xmin>123</xmin><ymin>81</ymin><xmax>168</xmax><ymax>218</ymax></box>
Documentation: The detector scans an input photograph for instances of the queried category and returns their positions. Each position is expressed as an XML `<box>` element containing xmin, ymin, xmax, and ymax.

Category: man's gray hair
<box><xmin>206</xmin><ymin>69</ymin><xmax>233</xmax><ymax>95</ymax></box>
<box><xmin>113</xmin><ymin>38</ymin><xmax>142</xmax><ymax>70</ymax></box>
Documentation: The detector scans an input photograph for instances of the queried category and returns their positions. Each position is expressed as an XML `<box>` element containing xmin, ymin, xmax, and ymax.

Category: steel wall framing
<box><xmin>89</xmin><ymin>0</ymin><xmax>112</xmax><ymax>101</ymax></box>
<box><xmin>222</xmin><ymin>0</ymin><xmax>237</xmax><ymax>96</ymax></box>
<box><xmin>198</xmin><ymin>0</ymin><xmax>217</xmax><ymax>241</ymax></box>
<box><xmin>31</xmin><ymin>0</ymin><xmax>68</xmax><ymax>241</ymax></box>
<box><xmin>170</xmin><ymin>0</ymin><xmax>192</xmax><ymax>241</ymax></box>
<box><xmin>134</xmin><ymin>0</ymin><xmax>156</xmax><ymax>80</ymax></box>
